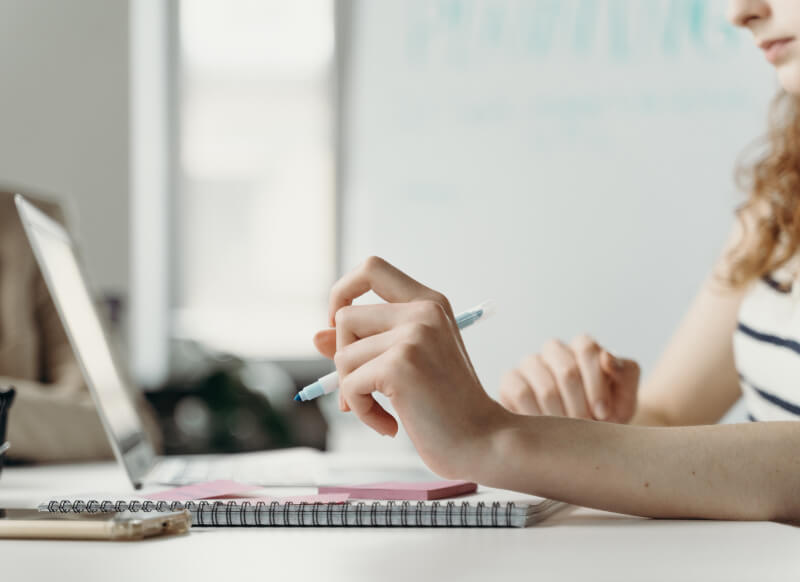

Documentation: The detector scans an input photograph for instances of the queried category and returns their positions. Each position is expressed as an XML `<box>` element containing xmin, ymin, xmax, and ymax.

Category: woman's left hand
<box><xmin>312</xmin><ymin>257</ymin><xmax>510</xmax><ymax>479</ymax></box>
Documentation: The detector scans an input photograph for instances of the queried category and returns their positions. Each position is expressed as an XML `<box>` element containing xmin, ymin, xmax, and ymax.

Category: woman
<box><xmin>313</xmin><ymin>0</ymin><xmax>800</xmax><ymax>520</ymax></box>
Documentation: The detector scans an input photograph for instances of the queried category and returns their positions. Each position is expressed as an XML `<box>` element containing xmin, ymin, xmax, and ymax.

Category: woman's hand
<box><xmin>312</xmin><ymin>257</ymin><xmax>511</xmax><ymax>479</ymax></box>
<box><xmin>498</xmin><ymin>336</ymin><xmax>640</xmax><ymax>423</ymax></box>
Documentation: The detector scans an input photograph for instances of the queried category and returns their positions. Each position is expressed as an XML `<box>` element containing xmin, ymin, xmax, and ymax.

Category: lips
<box><xmin>760</xmin><ymin>37</ymin><xmax>795</xmax><ymax>63</ymax></box>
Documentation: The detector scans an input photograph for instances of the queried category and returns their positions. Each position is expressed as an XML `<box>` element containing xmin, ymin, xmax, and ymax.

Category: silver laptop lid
<box><xmin>15</xmin><ymin>195</ymin><xmax>154</xmax><ymax>489</ymax></box>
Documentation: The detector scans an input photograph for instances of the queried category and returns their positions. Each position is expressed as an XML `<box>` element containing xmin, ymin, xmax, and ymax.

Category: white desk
<box><xmin>1</xmin><ymin>461</ymin><xmax>799</xmax><ymax>582</ymax></box>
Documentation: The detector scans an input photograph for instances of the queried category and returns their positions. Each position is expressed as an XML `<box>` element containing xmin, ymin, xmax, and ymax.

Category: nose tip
<box><xmin>727</xmin><ymin>0</ymin><xmax>769</xmax><ymax>29</ymax></box>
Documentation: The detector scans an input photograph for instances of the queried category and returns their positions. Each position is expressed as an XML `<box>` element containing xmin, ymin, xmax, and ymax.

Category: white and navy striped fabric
<box><xmin>734</xmin><ymin>259</ymin><xmax>800</xmax><ymax>422</ymax></box>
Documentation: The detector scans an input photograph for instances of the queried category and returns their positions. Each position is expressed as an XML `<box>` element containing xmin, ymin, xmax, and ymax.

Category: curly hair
<box><xmin>730</xmin><ymin>90</ymin><xmax>800</xmax><ymax>287</ymax></box>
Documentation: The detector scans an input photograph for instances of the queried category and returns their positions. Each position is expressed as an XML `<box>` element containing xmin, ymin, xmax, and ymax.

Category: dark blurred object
<box><xmin>0</xmin><ymin>387</ymin><xmax>15</xmax><ymax>477</ymax></box>
<box><xmin>144</xmin><ymin>342</ymin><xmax>328</xmax><ymax>455</ymax></box>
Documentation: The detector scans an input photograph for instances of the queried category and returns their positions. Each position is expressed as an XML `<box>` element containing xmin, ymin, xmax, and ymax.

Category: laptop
<box><xmin>15</xmin><ymin>194</ymin><xmax>431</xmax><ymax>489</ymax></box>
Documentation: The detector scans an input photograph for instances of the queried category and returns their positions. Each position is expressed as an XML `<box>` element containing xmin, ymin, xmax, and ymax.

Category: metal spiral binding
<box><xmin>240</xmin><ymin>501</ymin><xmax>251</xmax><ymax>526</ymax></box>
<box><xmin>225</xmin><ymin>499</ymin><xmax>235</xmax><ymax>526</ymax></box>
<box><xmin>476</xmin><ymin>501</ymin><xmax>485</xmax><ymax>527</ymax></box>
<box><xmin>45</xmin><ymin>497</ymin><xmax>519</xmax><ymax>528</ymax></box>
<box><xmin>430</xmin><ymin>501</ymin><xmax>439</xmax><ymax>526</ymax></box>
<box><xmin>313</xmin><ymin>502</ymin><xmax>322</xmax><ymax>527</ymax></box>
<box><xmin>343</xmin><ymin>501</ymin><xmax>351</xmax><ymax>527</ymax></box>
<box><xmin>386</xmin><ymin>501</ymin><xmax>395</xmax><ymax>526</ymax></box>
<box><xmin>282</xmin><ymin>501</ymin><xmax>291</xmax><ymax>526</ymax></box>
<box><xmin>269</xmin><ymin>500</ymin><xmax>279</xmax><ymax>526</ymax></box>
<box><xmin>370</xmin><ymin>501</ymin><xmax>379</xmax><ymax>527</ymax></box>
<box><xmin>326</xmin><ymin>500</ymin><xmax>334</xmax><ymax>526</ymax></box>
<box><xmin>298</xmin><ymin>502</ymin><xmax>307</xmax><ymax>527</ymax></box>
<box><xmin>355</xmin><ymin>502</ymin><xmax>365</xmax><ymax>527</ymax></box>
<box><xmin>255</xmin><ymin>501</ymin><xmax>265</xmax><ymax>526</ymax></box>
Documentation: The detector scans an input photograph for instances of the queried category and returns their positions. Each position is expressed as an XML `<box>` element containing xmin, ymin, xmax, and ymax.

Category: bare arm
<box><xmin>632</xmin><ymin>273</ymin><xmax>746</xmax><ymax>426</ymax></box>
<box><xmin>480</xmin><ymin>415</ymin><xmax>800</xmax><ymax>520</ymax></box>
<box><xmin>318</xmin><ymin>257</ymin><xmax>799</xmax><ymax>521</ymax></box>
<box><xmin>499</xmin><ymin>224</ymin><xmax>750</xmax><ymax>427</ymax></box>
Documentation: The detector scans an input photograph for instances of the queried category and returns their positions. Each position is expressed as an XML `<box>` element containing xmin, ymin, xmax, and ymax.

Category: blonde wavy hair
<box><xmin>730</xmin><ymin>90</ymin><xmax>800</xmax><ymax>288</ymax></box>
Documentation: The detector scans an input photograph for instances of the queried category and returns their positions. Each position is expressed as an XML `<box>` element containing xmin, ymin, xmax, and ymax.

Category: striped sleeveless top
<box><xmin>734</xmin><ymin>257</ymin><xmax>800</xmax><ymax>421</ymax></box>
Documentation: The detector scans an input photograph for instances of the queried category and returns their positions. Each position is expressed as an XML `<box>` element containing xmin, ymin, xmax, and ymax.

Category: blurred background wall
<box><xmin>0</xmin><ymin>0</ymin><xmax>129</xmax><ymax>297</ymax></box>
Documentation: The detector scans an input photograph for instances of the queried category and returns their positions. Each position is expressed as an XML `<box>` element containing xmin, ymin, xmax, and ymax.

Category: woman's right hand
<box><xmin>498</xmin><ymin>335</ymin><xmax>641</xmax><ymax>423</ymax></box>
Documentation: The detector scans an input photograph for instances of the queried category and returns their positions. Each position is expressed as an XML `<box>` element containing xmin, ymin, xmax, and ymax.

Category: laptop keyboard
<box><xmin>148</xmin><ymin>448</ymin><xmax>435</xmax><ymax>487</ymax></box>
<box><xmin>150</xmin><ymin>449</ymin><xmax>324</xmax><ymax>486</ymax></box>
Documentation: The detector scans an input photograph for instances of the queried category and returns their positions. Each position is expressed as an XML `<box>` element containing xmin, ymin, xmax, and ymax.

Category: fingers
<box><xmin>328</xmin><ymin>256</ymin><xmax>450</xmax><ymax>325</ymax></box>
<box><xmin>542</xmin><ymin>339</ymin><xmax>591</xmax><ymax>418</ymax></box>
<box><xmin>334</xmin><ymin>301</ymin><xmax>448</xmax><ymax>352</ymax></box>
<box><xmin>333</xmin><ymin>302</ymin><xmax>406</xmax><ymax>352</ymax></box>
<box><xmin>571</xmin><ymin>335</ymin><xmax>612</xmax><ymax>421</ymax></box>
<box><xmin>600</xmin><ymin>350</ymin><xmax>641</xmax><ymax>422</ymax></box>
<box><xmin>499</xmin><ymin>369</ymin><xmax>542</xmax><ymax>415</ymax></box>
<box><xmin>334</xmin><ymin>329</ymin><xmax>401</xmax><ymax>376</ymax></box>
<box><xmin>339</xmin><ymin>351</ymin><xmax>399</xmax><ymax>436</ymax></box>
<box><xmin>313</xmin><ymin>329</ymin><xmax>336</xmax><ymax>359</ymax></box>
<box><xmin>517</xmin><ymin>354</ymin><xmax>565</xmax><ymax>416</ymax></box>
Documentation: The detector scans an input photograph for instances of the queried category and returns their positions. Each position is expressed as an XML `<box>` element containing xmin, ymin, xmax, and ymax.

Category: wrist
<box><xmin>463</xmin><ymin>403</ymin><xmax>527</xmax><ymax>486</ymax></box>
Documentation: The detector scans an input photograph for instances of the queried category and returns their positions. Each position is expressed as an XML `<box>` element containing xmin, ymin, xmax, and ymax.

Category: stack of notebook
<box><xmin>40</xmin><ymin>480</ymin><xmax>565</xmax><ymax>528</ymax></box>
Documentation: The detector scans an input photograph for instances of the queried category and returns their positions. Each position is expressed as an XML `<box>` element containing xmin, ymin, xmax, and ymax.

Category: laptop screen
<box><xmin>16</xmin><ymin>196</ymin><xmax>154</xmax><ymax>486</ymax></box>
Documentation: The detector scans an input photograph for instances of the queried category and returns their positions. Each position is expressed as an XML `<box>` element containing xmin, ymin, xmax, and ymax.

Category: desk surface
<box><xmin>1</xmin><ymin>461</ymin><xmax>798</xmax><ymax>582</ymax></box>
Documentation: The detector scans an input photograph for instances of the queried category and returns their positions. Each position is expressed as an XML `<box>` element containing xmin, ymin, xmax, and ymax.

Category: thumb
<box><xmin>600</xmin><ymin>350</ymin><xmax>640</xmax><ymax>422</ymax></box>
<box><xmin>313</xmin><ymin>328</ymin><xmax>336</xmax><ymax>360</ymax></box>
<box><xmin>600</xmin><ymin>350</ymin><xmax>640</xmax><ymax>388</ymax></box>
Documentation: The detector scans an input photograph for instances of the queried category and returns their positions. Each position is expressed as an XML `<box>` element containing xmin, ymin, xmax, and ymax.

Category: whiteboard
<box><xmin>340</xmin><ymin>0</ymin><xmax>777</xmax><ymax>397</ymax></box>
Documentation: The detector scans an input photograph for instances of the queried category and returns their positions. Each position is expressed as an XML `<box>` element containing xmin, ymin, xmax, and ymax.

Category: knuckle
<box><xmin>543</xmin><ymin>338</ymin><xmax>562</xmax><ymax>353</ymax></box>
<box><xmin>332</xmin><ymin>350</ymin><xmax>348</xmax><ymax>372</ymax></box>
<box><xmin>511</xmin><ymin>380</ymin><xmax>532</xmax><ymax>402</ymax></box>
<box><xmin>430</xmin><ymin>291</ymin><xmax>452</xmax><ymax>313</ymax></box>
<box><xmin>417</xmin><ymin>299</ymin><xmax>446</xmax><ymax>324</ymax></box>
<box><xmin>395</xmin><ymin>341</ymin><xmax>421</xmax><ymax>365</ymax></box>
<box><xmin>407</xmin><ymin>322</ymin><xmax>435</xmax><ymax>345</ymax></box>
<box><xmin>520</xmin><ymin>353</ymin><xmax>542</xmax><ymax>369</ymax></box>
<box><xmin>339</xmin><ymin>375</ymin><xmax>354</xmax><ymax>397</ymax></box>
<box><xmin>334</xmin><ymin>305</ymin><xmax>353</xmax><ymax>327</ymax></box>
<box><xmin>554</xmin><ymin>364</ymin><xmax>581</xmax><ymax>386</ymax></box>
<box><xmin>539</xmin><ymin>385</ymin><xmax>561</xmax><ymax>406</ymax></box>
<box><xmin>500</xmin><ymin>370</ymin><xmax>519</xmax><ymax>389</ymax></box>
<box><xmin>361</xmin><ymin>255</ymin><xmax>385</xmax><ymax>273</ymax></box>
<box><xmin>572</xmin><ymin>333</ymin><xmax>599</xmax><ymax>356</ymax></box>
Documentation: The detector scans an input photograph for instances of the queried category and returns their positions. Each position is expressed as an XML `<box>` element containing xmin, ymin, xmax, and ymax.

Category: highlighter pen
<box><xmin>294</xmin><ymin>300</ymin><xmax>495</xmax><ymax>403</ymax></box>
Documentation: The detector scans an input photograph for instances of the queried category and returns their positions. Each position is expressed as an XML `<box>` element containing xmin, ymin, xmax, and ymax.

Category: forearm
<box><xmin>476</xmin><ymin>413</ymin><xmax>800</xmax><ymax>521</ymax></box>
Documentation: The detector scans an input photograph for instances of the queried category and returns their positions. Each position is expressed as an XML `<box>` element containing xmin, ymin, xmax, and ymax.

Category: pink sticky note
<box><xmin>147</xmin><ymin>480</ymin><xmax>257</xmax><ymax>501</ymax></box>
<box><xmin>318</xmin><ymin>480</ymin><xmax>477</xmax><ymax>501</ymax></box>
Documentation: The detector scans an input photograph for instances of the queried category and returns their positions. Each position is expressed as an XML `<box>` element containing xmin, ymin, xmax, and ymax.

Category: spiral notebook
<box><xmin>40</xmin><ymin>489</ymin><xmax>565</xmax><ymax>528</ymax></box>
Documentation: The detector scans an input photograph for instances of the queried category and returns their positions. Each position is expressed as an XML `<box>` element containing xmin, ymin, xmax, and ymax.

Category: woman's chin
<box><xmin>777</xmin><ymin>65</ymin><xmax>800</xmax><ymax>96</ymax></box>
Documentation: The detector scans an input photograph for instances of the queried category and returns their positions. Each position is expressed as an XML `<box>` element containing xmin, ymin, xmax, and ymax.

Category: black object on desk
<box><xmin>0</xmin><ymin>386</ymin><xmax>15</xmax><ymax>478</ymax></box>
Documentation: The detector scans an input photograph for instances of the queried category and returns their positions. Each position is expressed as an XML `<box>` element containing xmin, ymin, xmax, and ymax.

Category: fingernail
<box><xmin>594</xmin><ymin>400</ymin><xmax>608</xmax><ymax>420</ymax></box>
<box><xmin>612</xmin><ymin>356</ymin><xmax>623</xmax><ymax>371</ymax></box>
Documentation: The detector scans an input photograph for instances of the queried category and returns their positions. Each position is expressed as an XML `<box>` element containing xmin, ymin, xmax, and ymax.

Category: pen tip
<box><xmin>293</xmin><ymin>393</ymin><xmax>302</xmax><ymax>402</ymax></box>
